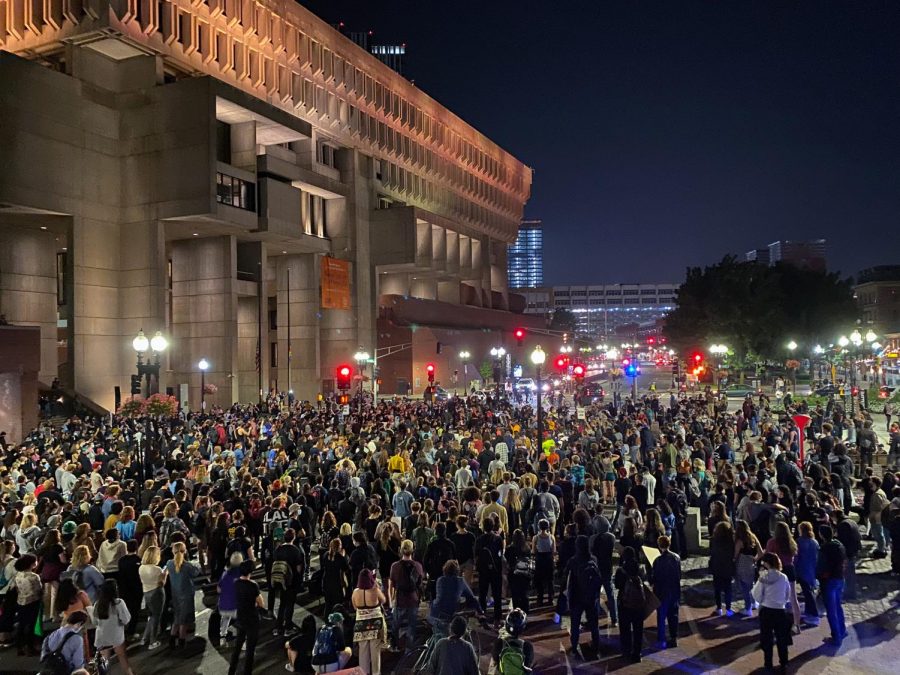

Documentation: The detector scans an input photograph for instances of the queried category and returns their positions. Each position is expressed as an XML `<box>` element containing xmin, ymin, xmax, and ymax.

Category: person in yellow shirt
<box><xmin>388</xmin><ymin>451</ymin><xmax>405</xmax><ymax>474</ymax></box>
<box><xmin>479</xmin><ymin>490</ymin><xmax>508</xmax><ymax>535</ymax></box>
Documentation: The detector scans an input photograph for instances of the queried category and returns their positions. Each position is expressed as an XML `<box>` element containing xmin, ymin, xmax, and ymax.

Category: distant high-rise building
<box><xmin>767</xmin><ymin>239</ymin><xmax>826</xmax><ymax>270</ymax></box>
<box><xmin>745</xmin><ymin>248</ymin><xmax>771</xmax><ymax>265</ymax></box>
<box><xmin>335</xmin><ymin>25</ymin><xmax>406</xmax><ymax>76</ymax></box>
<box><xmin>508</xmin><ymin>219</ymin><xmax>543</xmax><ymax>288</ymax></box>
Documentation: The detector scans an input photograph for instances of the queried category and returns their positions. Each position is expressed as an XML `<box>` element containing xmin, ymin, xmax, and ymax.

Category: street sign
<box><xmin>341</xmin><ymin>405</ymin><xmax>350</xmax><ymax>415</ymax></box>
<box><xmin>576</xmin><ymin>407</ymin><xmax>586</xmax><ymax>420</ymax></box>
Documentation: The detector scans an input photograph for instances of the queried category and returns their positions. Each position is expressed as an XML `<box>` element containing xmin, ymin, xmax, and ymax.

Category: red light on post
<box><xmin>514</xmin><ymin>328</ymin><xmax>525</xmax><ymax>346</ymax></box>
<box><xmin>573</xmin><ymin>363</ymin><xmax>585</xmax><ymax>381</ymax></box>
<box><xmin>336</xmin><ymin>364</ymin><xmax>353</xmax><ymax>390</ymax></box>
<box><xmin>692</xmin><ymin>352</ymin><xmax>703</xmax><ymax>364</ymax></box>
<box><xmin>426</xmin><ymin>363</ymin><xmax>435</xmax><ymax>383</ymax></box>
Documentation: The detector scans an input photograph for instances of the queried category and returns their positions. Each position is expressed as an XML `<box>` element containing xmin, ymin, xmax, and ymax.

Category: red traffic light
<box><xmin>555</xmin><ymin>356</ymin><xmax>568</xmax><ymax>370</ymax></box>
<box><xmin>336</xmin><ymin>364</ymin><xmax>353</xmax><ymax>390</ymax></box>
<box><xmin>622</xmin><ymin>357</ymin><xmax>631</xmax><ymax>366</ymax></box>
<box><xmin>514</xmin><ymin>328</ymin><xmax>525</xmax><ymax>345</ymax></box>
<box><xmin>572</xmin><ymin>363</ymin><xmax>585</xmax><ymax>379</ymax></box>
<box><xmin>692</xmin><ymin>352</ymin><xmax>703</xmax><ymax>363</ymax></box>
<box><xmin>647</xmin><ymin>337</ymin><xmax>656</xmax><ymax>345</ymax></box>
<box><xmin>426</xmin><ymin>362</ymin><xmax>435</xmax><ymax>382</ymax></box>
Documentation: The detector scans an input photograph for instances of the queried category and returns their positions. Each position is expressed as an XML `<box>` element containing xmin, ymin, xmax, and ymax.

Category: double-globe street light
<box><xmin>490</xmin><ymin>346</ymin><xmax>507</xmax><ymax>392</ymax></box>
<box><xmin>531</xmin><ymin>345</ymin><xmax>546</xmax><ymax>443</ymax></box>
<box><xmin>132</xmin><ymin>329</ymin><xmax>168</xmax><ymax>396</ymax></box>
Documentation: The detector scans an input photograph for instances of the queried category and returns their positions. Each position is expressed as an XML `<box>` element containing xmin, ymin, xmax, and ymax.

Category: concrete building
<box><xmin>856</xmin><ymin>266</ymin><xmax>900</xmax><ymax>335</ymax></box>
<box><xmin>745</xmin><ymin>248</ymin><xmax>771</xmax><ymax>265</ymax></box>
<box><xmin>0</xmin><ymin>0</ymin><xmax>532</xmax><ymax>409</ymax></box>
<box><xmin>507</xmin><ymin>219</ymin><xmax>543</xmax><ymax>289</ymax></box>
<box><xmin>522</xmin><ymin>283</ymin><xmax>677</xmax><ymax>339</ymax></box>
<box><xmin>745</xmin><ymin>239</ymin><xmax>826</xmax><ymax>270</ymax></box>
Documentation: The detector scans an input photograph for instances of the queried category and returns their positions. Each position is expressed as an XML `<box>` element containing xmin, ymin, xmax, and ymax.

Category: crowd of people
<box><xmin>0</xmin><ymin>383</ymin><xmax>897</xmax><ymax>675</ymax></box>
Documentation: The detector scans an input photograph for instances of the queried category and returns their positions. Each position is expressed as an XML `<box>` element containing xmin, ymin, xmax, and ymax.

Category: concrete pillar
<box><xmin>230</xmin><ymin>121</ymin><xmax>257</xmax><ymax>172</ymax></box>
<box><xmin>0</xmin><ymin>225</ymin><xmax>58</xmax><ymax>385</ymax></box>
<box><xmin>170</xmin><ymin>236</ymin><xmax>238</xmax><ymax>409</ymax></box>
<box><xmin>276</xmin><ymin>253</ymin><xmax>320</xmax><ymax>401</ymax></box>
<box><xmin>236</xmin><ymin>242</ymin><xmax>267</xmax><ymax>403</ymax></box>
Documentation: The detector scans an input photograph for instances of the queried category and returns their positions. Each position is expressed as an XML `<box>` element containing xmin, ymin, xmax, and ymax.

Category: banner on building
<box><xmin>321</xmin><ymin>256</ymin><xmax>351</xmax><ymax>309</ymax></box>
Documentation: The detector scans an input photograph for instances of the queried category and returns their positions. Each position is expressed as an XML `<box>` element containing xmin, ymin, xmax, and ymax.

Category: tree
<box><xmin>549</xmin><ymin>308</ymin><xmax>576</xmax><ymax>334</ymax></box>
<box><xmin>664</xmin><ymin>257</ymin><xmax>858</xmax><ymax>364</ymax></box>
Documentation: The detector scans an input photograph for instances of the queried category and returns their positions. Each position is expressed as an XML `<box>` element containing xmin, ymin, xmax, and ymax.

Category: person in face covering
<box><xmin>752</xmin><ymin>552</ymin><xmax>792</xmax><ymax>674</ymax></box>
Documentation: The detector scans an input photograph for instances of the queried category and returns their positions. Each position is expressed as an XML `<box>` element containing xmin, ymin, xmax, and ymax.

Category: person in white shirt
<box><xmin>453</xmin><ymin>461</ymin><xmax>473</xmax><ymax>491</ymax></box>
<box><xmin>752</xmin><ymin>552</ymin><xmax>792</xmax><ymax>673</ymax></box>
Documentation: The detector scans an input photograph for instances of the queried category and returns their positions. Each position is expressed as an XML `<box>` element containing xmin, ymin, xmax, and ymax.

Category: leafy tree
<box><xmin>549</xmin><ymin>308</ymin><xmax>576</xmax><ymax>333</ymax></box>
<box><xmin>664</xmin><ymin>257</ymin><xmax>858</xmax><ymax>364</ymax></box>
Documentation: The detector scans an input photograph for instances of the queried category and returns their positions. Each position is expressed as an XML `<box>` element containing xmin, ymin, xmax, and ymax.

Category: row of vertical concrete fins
<box><xmin>0</xmin><ymin>0</ymin><xmax>531</xmax><ymax>244</ymax></box>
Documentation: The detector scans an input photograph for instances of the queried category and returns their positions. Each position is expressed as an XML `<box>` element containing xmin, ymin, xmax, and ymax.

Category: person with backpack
<box><xmin>613</xmin><ymin>546</ymin><xmax>647</xmax><ymax>663</ymax></box>
<box><xmin>651</xmin><ymin>535</ymin><xmax>682</xmax><ymax>649</ymax></box>
<box><xmin>505</xmin><ymin>529</ymin><xmax>533</xmax><ymax>613</ymax></box>
<box><xmin>665</xmin><ymin>483</ymin><xmax>690</xmax><ymax>559</ymax></box>
<box><xmin>312</xmin><ymin>611</ymin><xmax>351</xmax><ymax>672</ymax></box>
<box><xmin>474</xmin><ymin>517</ymin><xmax>505</xmax><ymax>627</ymax></box>
<box><xmin>39</xmin><ymin>609</ymin><xmax>88</xmax><ymax>675</ymax></box>
<box><xmin>530</xmin><ymin>518</ymin><xmax>556</xmax><ymax>607</ymax></box>
<box><xmin>427</xmin><ymin>614</ymin><xmax>479</xmax><ymax>675</ymax></box>
<box><xmin>491</xmin><ymin>608</ymin><xmax>534</xmax><ymax>675</ymax></box>
<box><xmin>423</xmin><ymin>522</ymin><xmax>456</xmax><ymax>599</ymax></box>
<box><xmin>562</xmin><ymin>535</ymin><xmax>601</xmax><ymax>660</ymax></box>
<box><xmin>388</xmin><ymin>539</ymin><xmax>423</xmax><ymax>651</ymax></box>
<box><xmin>270</xmin><ymin>528</ymin><xmax>306</xmax><ymax>636</ymax></box>
<box><xmin>351</xmin><ymin>568</ymin><xmax>386</xmax><ymax>675</ymax></box>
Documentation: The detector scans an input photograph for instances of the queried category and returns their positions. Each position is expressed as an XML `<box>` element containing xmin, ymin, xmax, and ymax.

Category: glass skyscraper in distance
<box><xmin>508</xmin><ymin>219</ymin><xmax>544</xmax><ymax>288</ymax></box>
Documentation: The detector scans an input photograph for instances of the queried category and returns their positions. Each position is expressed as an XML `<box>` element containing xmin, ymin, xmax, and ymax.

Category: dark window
<box><xmin>216</xmin><ymin>172</ymin><xmax>255</xmax><ymax>211</ymax></box>
<box><xmin>269</xmin><ymin>310</ymin><xmax>277</xmax><ymax>331</ymax></box>
<box><xmin>270</xmin><ymin>342</ymin><xmax>278</xmax><ymax>368</ymax></box>
<box><xmin>56</xmin><ymin>252</ymin><xmax>67</xmax><ymax>306</ymax></box>
<box><xmin>215</xmin><ymin>121</ymin><xmax>231</xmax><ymax>164</ymax></box>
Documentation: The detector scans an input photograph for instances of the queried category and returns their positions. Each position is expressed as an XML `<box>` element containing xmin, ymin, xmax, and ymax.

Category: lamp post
<box><xmin>490</xmin><ymin>346</ymin><xmax>506</xmax><ymax>392</ymax></box>
<box><xmin>786</xmin><ymin>340</ymin><xmax>798</xmax><ymax>393</ymax></box>
<box><xmin>531</xmin><ymin>345</ymin><xmax>546</xmax><ymax>444</ymax></box>
<box><xmin>710</xmin><ymin>344</ymin><xmax>728</xmax><ymax>390</ymax></box>
<box><xmin>354</xmin><ymin>348</ymin><xmax>370</xmax><ymax>398</ymax></box>
<box><xmin>132</xmin><ymin>329</ymin><xmax>168</xmax><ymax>396</ymax></box>
<box><xmin>458</xmin><ymin>350</ymin><xmax>471</xmax><ymax>393</ymax></box>
<box><xmin>198</xmin><ymin>358</ymin><xmax>209</xmax><ymax>411</ymax></box>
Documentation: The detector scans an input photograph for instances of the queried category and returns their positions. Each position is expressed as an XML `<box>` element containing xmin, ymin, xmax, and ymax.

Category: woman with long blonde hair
<box><xmin>139</xmin><ymin>546</ymin><xmax>166</xmax><ymax>650</ymax></box>
<box><xmin>163</xmin><ymin>541</ymin><xmax>199</xmax><ymax>647</ymax></box>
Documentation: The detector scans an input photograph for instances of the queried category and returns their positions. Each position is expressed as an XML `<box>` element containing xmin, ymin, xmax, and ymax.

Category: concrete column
<box><xmin>276</xmin><ymin>253</ymin><xmax>320</xmax><ymax>401</ymax></box>
<box><xmin>0</xmin><ymin>224</ymin><xmax>58</xmax><ymax>385</ymax></box>
<box><xmin>230</xmin><ymin>121</ymin><xmax>257</xmax><ymax>172</ymax></box>
<box><xmin>236</xmin><ymin>242</ymin><xmax>267</xmax><ymax>403</ymax></box>
<box><xmin>170</xmin><ymin>236</ymin><xmax>238</xmax><ymax>408</ymax></box>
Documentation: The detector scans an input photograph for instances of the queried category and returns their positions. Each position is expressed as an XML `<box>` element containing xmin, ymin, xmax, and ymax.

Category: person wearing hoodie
<box><xmin>562</xmin><ymin>535</ymin><xmax>601</xmax><ymax>660</ymax></box>
<box><xmin>752</xmin><ymin>552</ymin><xmax>792</xmax><ymax>674</ymax></box>
<box><xmin>589</xmin><ymin>515</ymin><xmax>618</xmax><ymax>626</ymax></box>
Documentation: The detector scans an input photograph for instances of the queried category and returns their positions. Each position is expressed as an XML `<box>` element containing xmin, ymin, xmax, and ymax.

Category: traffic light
<box><xmin>622</xmin><ymin>357</ymin><xmax>631</xmax><ymax>367</ymax></box>
<box><xmin>572</xmin><ymin>363</ymin><xmax>585</xmax><ymax>382</ymax></box>
<box><xmin>338</xmin><ymin>393</ymin><xmax>350</xmax><ymax>405</ymax></box>
<box><xmin>554</xmin><ymin>355</ymin><xmax>568</xmax><ymax>371</ymax></box>
<box><xmin>647</xmin><ymin>337</ymin><xmax>656</xmax><ymax>345</ymax></box>
<box><xmin>426</xmin><ymin>363</ymin><xmax>435</xmax><ymax>383</ymax></box>
<box><xmin>625</xmin><ymin>362</ymin><xmax>638</xmax><ymax>378</ymax></box>
<box><xmin>692</xmin><ymin>352</ymin><xmax>703</xmax><ymax>365</ymax></box>
<box><xmin>130</xmin><ymin>374</ymin><xmax>141</xmax><ymax>395</ymax></box>
<box><xmin>514</xmin><ymin>328</ymin><xmax>525</xmax><ymax>346</ymax></box>
<box><xmin>336</xmin><ymin>364</ymin><xmax>352</xmax><ymax>391</ymax></box>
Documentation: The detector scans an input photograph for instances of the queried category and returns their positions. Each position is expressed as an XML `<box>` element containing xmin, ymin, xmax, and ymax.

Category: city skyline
<box><xmin>300</xmin><ymin>0</ymin><xmax>900</xmax><ymax>284</ymax></box>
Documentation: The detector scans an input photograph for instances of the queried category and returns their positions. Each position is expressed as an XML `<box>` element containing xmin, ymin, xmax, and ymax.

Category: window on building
<box><xmin>640</xmin><ymin>289</ymin><xmax>656</xmax><ymax>295</ymax></box>
<box><xmin>319</xmin><ymin>143</ymin><xmax>337</xmax><ymax>168</ymax></box>
<box><xmin>215</xmin><ymin>121</ymin><xmax>231</xmax><ymax>164</ymax></box>
<box><xmin>572</xmin><ymin>290</ymin><xmax>587</xmax><ymax>296</ymax></box>
<box><xmin>606</xmin><ymin>289</ymin><xmax>621</xmax><ymax>296</ymax></box>
<box><xmin>216</xmin><ymin>172</ymin><xmax>255</xmax><ymax>211</ymax></box>
<box><xmin>56</xmin><ymin>252</ymin><xmax>67</xmax><ymax>306</ymax></box>
<box><xmin>270</xmin><ymin>342</ymin><xmax>278</xmax><ymax>368</ymax></box>
<box><xmin>623</xmin><ymin>289</ymin><xmax>639</xmax><ymax>295</ymax></box>
<box><xmin>555</xmin><ymin>290</ymin><xmax>570</xmax><ymax>297</ymax></box>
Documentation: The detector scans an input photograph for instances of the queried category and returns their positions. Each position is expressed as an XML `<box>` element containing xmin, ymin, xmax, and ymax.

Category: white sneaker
<box><xmin>715</xmin><ymin>608</ymin><xmax>724</xmax><ymax>616</ymax></box>
<box><xmin>148</xmin><ymin>641</ymin><xmax>161</xmax><ymax>651</ymax></box>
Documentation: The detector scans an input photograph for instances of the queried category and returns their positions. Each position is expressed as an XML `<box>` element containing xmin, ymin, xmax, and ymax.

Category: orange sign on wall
<box><xmin>321</xmin><ymin>256</ymin><xmax>351</xmax><ymax>309</ymax></box>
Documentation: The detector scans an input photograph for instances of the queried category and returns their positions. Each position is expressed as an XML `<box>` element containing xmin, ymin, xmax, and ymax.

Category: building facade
<box><xmin>0</xmin><ymin>0</ymin><xmax>531</xmax><ymax>410</ymax></box>
<box><xmin>746</xmin><ymin>239</ymin><xmax>826</xmax><ymax>270</ymax></box>
<box><xmin>856</xmin><ymin>266</ymin><xmax>900</xmax><ymax>336</ymax></box>
<box><xmin>507</xmin><ymin>219</ymin><xmax>543</xmax><ymax>289</ymax></box>
<box><xmin>522</xmin><ymin>283</ymin><xmax>677</xmax><ymax>339</ymax></box>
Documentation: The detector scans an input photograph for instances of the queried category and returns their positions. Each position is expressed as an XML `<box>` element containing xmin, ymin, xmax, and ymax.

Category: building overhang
<box><xmin>379</xmin><ymin>294</ymin><xmax>544</xmax><ymax>333</ymax></box>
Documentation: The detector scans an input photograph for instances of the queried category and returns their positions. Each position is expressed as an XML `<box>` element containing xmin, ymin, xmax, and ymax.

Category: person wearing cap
<box><xmin>491</xmin><ymin>608</ymin><xmax>534</xmax><ymax>672</ymax></box>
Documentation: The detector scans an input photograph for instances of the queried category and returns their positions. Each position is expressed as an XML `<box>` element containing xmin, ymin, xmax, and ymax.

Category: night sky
<box><xmin>301</xmin><ymin>1</ymin><xmax>900</xmax><ymax>284</ymax></box>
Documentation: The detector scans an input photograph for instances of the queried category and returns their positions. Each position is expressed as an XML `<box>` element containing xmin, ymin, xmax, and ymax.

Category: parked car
<box><xmin>814</xmin><ymin>383</ymin><xmax>837</xmax><ymax>396</ymax></box>
<box><xmin>576</xmin><ymin>384</ymin><xmax>605</xmax><ymax>406</ymax></box>
<box><xmin>879</xmin><ymin>385</ymin><xmax>896</xmax><ymax>399</ymax></box>
<box><xmin>719</xmin><ymin>384</ymin><xmax>760</xmax><ymax>399</ymax></box>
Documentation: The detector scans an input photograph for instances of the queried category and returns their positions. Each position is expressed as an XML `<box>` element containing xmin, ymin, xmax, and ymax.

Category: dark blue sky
<box><xmin>302</xmin><ymin>1</ymin><xmax>900</xmax><ymax>284</ymax></box>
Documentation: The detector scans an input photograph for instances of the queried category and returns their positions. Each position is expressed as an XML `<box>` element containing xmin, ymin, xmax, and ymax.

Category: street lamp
<box><xmin>838</xmin><ymin>335</ymin><xmax>850</xmax><ymax>348</ymax></box>
<box><xmin>531</xmin><ymin>346</ymin><xmax>546</xmax><ymax>442</ymax></box>
<box><xmin>354</xmin><ymin>348</ymin><xmax>370</xmax><ymax>398</ymax></box>
<box><xmin>786</xmin><ymin>340</ymin><xmax>798</xmax><ymax>352</ymax></box>
<box><xmin>490</xmin><ymin>347</ymin><xmax>506</xmax><ymax>391</ymax></box>
<box><xmin>132</xmin><ymin>329</ymin><xmax>167</xmax><ymax>396</ymax></box>
<box><xmin>458</xmin><ymin>350</ymin><xmax>471</xmax><ymax>392</ymax></box>
<box><xmin>198</xmin><ymin>358</ymin><xmax>209</xmax><ymax>411</ymax></box>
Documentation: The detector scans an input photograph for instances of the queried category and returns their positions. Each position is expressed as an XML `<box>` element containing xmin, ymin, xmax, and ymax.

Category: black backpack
<box><xmin>40</xmin><ymin>630</ymin><xmax>79</xmax><ymax>675</ymax></box>
<box><xmin>397</xmin><ymin>560</ymin><xmax>422</xmax><ymax>593</ymax></box>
